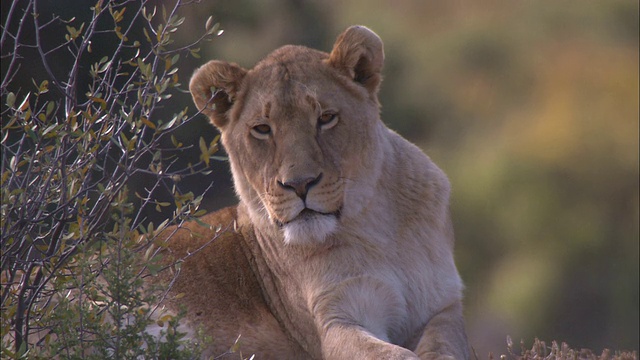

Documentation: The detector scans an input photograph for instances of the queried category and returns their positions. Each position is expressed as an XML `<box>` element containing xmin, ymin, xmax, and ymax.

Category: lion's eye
<box><xmin>250</xmin><ymin>124</ymin><xmax>271</xmax><ymax>139</ymax></box>
<box><xmin>318</xmin><ymin>111</ymin><xmax>338</xmax><ymax>130</ymax></box>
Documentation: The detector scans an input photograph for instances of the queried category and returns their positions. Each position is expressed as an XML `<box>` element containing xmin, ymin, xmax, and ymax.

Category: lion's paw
<box><xmin>418</xmin><ymin>352</ymin><xmax>457</xmax><ymax>360</ymax></box>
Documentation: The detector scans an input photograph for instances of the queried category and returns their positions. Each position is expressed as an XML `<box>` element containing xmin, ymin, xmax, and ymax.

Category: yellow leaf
<box><xmin>140</xmin><ymin>117</ymin><xmax>156</xmax><ymax>129</ymax></box>
<box><xmin>89</xmin><ymin>96</ymin><xmax>107</xmax><ymax>110</ymax></box>
<box><xmin>199</xmin><ymin>137</ymin><xmax>210</xmax><ymax>166</ymax></box>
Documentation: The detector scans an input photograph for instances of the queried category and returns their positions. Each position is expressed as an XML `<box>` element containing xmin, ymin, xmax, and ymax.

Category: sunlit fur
<box><xmin>153</xmin><ymin>25</ymin><xmax>470</xmax><ymax>360</ymax></box>
<box><xmin>282</xmin><ymin>214</ymin><xmax>338</xmax><ymax>245</ymax></box>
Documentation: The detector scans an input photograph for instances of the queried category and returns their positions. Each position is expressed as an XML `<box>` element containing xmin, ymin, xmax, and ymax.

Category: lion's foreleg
<box><xmin>322</xmin><ymin>324</ymin><xmax>420</xmax><ymax>360</ymax></box>
<box><xmin>310</xmin><ymin>276</ymin><xmax>420</xmax><ymax>359</ymax></box>
<box><xmin>413</xmin><ymin>301</ymin><xmax>469</xmax><ymax>360</ymax></box>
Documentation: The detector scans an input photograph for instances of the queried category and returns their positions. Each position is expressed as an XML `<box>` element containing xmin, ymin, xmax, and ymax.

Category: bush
<box><xmin>1</xmin><ymin>1</ymin><xmax>223</xmax><ymax>358</ymax></box>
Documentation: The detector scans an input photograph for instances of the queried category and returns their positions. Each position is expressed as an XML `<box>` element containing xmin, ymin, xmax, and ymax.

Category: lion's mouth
<box><xmin>276</xmin><ymin>208</ymin><xmax>341</xmax><ymax>227</ymax></box>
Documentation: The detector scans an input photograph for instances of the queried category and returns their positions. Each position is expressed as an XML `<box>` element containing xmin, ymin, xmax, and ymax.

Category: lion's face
<box><xmin>190</xmin><ymin>26</ymin><xmax>386</xmax><ymax>244</ymax></box>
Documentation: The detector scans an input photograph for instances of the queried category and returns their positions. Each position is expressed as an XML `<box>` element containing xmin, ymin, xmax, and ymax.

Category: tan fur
<box><xmin>158</xmin><ymin>26</ymin><xmax>469</xmax><ymax>359</ymax></box>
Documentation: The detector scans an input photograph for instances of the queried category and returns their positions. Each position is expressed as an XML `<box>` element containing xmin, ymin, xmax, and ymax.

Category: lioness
<box><xmin>159</xmin><ymin>25</ymin><xmax>469</xmax><ymax>359</ymax></box>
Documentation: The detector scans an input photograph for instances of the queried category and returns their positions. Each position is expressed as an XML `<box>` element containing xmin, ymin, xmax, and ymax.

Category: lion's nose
<box><xmin>278</xmin><ymin>173</ymin><xmax>323</xmax><ymax>201</ymax></box>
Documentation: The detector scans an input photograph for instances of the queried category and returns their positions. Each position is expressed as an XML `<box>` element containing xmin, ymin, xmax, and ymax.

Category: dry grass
<box><xmin>480</xmin><ymin>337</ymin><xmax>638</xmax><ymax>360</ymax></box>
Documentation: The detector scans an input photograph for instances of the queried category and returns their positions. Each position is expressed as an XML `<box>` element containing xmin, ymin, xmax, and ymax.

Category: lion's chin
<box><xmin>282</xmin><ymin>211</ymin><xmax>338</xmax><ymax>245</ymax></box>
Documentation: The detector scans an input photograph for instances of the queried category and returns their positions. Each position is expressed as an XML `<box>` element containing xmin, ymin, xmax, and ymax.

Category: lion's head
<box><xmin>190</xmin><ymin>26</ymin><xmax>387</xmax><ymax>245</ymax></box>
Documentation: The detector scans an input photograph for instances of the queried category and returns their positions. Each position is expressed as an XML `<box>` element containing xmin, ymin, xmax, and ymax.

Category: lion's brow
<box><xmin>305</xmin><ymin>95</ymin><xmax>320</xmax><ymax>112</ymax></box>
<box><xmin>263</xmin><ymin>101</ymin><xmax>271</xmax><ymax>118</ymax></box>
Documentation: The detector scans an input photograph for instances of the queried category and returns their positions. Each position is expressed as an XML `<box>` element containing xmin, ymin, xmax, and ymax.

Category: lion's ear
<box><xmin>328</xmin><ymin>26</ymin><xmax>384</xmax><ymax>95</ymax></box>
<box><xmin>189</xmin><ymin>60</ymin><xmax>247</xmax><ymax>129</ymax></box>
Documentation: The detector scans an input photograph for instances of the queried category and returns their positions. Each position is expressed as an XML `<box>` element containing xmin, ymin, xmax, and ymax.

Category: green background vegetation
<box><xmin>2</xmin><ymin>0</ymin><xmax>637</xmax><ymax>357</ymax></box>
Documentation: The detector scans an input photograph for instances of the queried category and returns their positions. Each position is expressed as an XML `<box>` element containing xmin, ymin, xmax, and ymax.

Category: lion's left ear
<box><xmin>327</xmin><ymin>25</ymin><xmax>385</xmax><ymax>95</ymax></box>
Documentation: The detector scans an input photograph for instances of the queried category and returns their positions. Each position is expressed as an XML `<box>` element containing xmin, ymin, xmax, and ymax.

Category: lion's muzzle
<box><xmin>277</xmin><ymin>173</ymin><xmax>323</xmax><ymax>202</ymax></box>
<box><xmin>263</xmin><ymin>172</ymin><xmax>344</xmax><ymax>244</ymax></box>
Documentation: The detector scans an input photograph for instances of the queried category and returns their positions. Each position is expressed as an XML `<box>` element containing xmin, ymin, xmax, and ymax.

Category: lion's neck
<box><xmin>236</xmin><ymin>203</ymin><xmax>324</xmax><ymax>358</ymax></box>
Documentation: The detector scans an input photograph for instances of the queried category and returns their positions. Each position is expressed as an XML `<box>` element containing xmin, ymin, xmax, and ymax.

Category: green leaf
<box><xmin>173</xmin><ymin>16</ymin><xmax>185</xmax><ymax>27</ymax></box>
<box><xmin>98</xmin><ymin>59</ymin><xmax>112</xmax><ymax>74</ymax></box>
<box><xmin>1</xmin><ymin>345</ymin><xmax>16</xmax><ymax>358</ymax></box>
<box><xmin>6</xmin><ymin>92</ymin><xmax>15</xmax><ymax>108</ymax></box>
<box><xmin>42</xmin><ymin>123</ymin><xmax>58</xmax><ymax>136</ymax></box>
<box><xmin>205</xmin><ymin>16</ymin><xmax>214</xmax><ymax>32</ymax></box>
<box><xmin>143</xmin><ymin>27</ymin><xmax>152</xmax><ymax>43</ymax></box>
<box><xmin>38</xmin><ymin>80</ymin><xmax>49</xmax><ymax>94</ymax></box>
<box><xmin>119</xmin><ymin>132</ymin><xmax>129</xmax><ymax>148</ymax></box>
<box><xmin>157</xmin><ymin>116</ymin><xmax>176</xmax><ymax>131</ymax></box>
<box><xmin>194</xmin><ymin>217</ymin><xmax>213</xmax><ymax>229</ymax></box>
<box><xmin>16</xmin><ymin>340</ymin><xmax>27</xmax><ymax>357</ymax></box>
<box><xmin>167</xmin><ymin>67</ymin><xmax>179</xmax><ymax>76</ymax></box>
<box><xmin>147</xmin><ymin>262</ymin><xmax>162</xmax><ymax>276</ymax></box>
<box><xmin>46</xmin><ymin>101</ymin><xmax>55</xmax><ymax>116</ymax></box>
<box><xmin>25</xmin><ymin>125</ymin><xmax>38</xmax><ymax>142</ymax></box>
<box><xmin>171</xmin><ymin>134</ymin><xmax>182</xmax><ymax>148</ymax></box>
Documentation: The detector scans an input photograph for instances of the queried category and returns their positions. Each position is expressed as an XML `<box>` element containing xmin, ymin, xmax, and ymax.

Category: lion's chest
<box><xmin>284</xmin><ymin>233</ymin><xmax>455</xmax><ymax>347</ymax></box>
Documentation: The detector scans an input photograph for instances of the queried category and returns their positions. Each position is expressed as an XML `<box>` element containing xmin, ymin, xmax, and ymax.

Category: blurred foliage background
<box><xmin>5</xmin><ymin>0</ymin><xmax>637</xmax><ymax>357</ymax></box>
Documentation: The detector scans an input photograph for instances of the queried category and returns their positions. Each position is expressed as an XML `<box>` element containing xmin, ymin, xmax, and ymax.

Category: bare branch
<box><xmin>2</xmin><ymin>1</ymin><xmax>224</xmax><ymax>357</ymax></box>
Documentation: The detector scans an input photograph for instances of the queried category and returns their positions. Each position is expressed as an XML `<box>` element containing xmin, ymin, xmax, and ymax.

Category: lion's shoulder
<box><xmin>158</xmin><ymin>206</ymin><xmax>263</xmax><ymax>315</ymax></box>
<box><xmin>153</xmin><ymin>207</ymin><xmax>306</xmax><ymax>357</ymax></box>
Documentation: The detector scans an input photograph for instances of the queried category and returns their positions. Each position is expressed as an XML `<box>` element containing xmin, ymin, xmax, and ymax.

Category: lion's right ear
<box><xmin>328</xmin><ymin>26</ymin><xmax>384</xmax><ymax>96</ymax></box>
<box><xmin>189</xmin><ymin>60</ymin><xmax>247</xmax><ymax>129</ymax></box>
